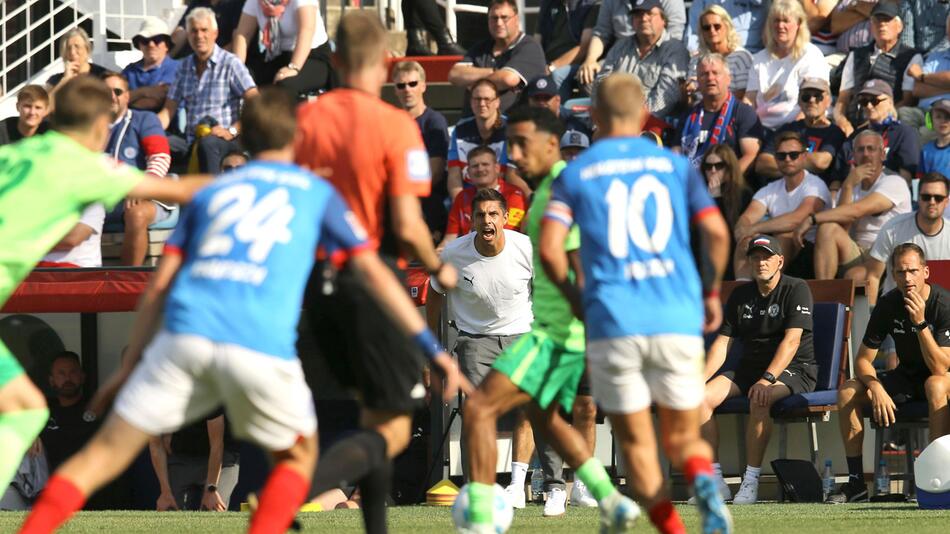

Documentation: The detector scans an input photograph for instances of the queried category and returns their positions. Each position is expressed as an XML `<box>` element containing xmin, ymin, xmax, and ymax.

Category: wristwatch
<box><xmin>287</xmin><ymin>62</ymin><xmax>300</xmax><ymax>72</ymax></box>
<box><xmin>207</xmin><ymin>484</ymin><xmax>218</xmax><ymax>493</ymax></box>
<box><xmin>762</xmin><ymin>371</ymin><xmax>777</xmax><ymax>384</ymax></box>
<box><xmin>914</xmin><ymin>319</ymin><xmax>930</xmax><ymax>331</ymax></box>
<box><xmin>227</xmin><ymin>126</ymin><xmax>238</xmax><ymax>137</ymax></box>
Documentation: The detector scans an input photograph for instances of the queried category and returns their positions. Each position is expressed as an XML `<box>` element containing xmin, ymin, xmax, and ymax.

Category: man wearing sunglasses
<box><xmin>122</xmin><ymin>17</ymin><xmax>180</xmax><ymax>113</ymax></box>
<box><xmin>757</xmin><ymin>78</ymin><xmax>846</xmax><ymax>191</ymax></box>
<box><xmin>841</xmin><ymin>80</ymin><xmax>921</xmax><ymax>182</ymax></box>
<box><xmin>735</xmin><ymin>131</ymin><xmax>831</xmax><ymax>279</ymax></box>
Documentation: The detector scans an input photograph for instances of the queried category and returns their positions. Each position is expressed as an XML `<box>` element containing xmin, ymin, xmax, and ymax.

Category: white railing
<box><xmin>85</xmin><ymin>0</ymin><xmax>181</xmax><ymax>52</ymax></box>
<box><xmin>436</xmin><ymin>0</ymin><xmax>538</xmax><ymax>41</ymax></box>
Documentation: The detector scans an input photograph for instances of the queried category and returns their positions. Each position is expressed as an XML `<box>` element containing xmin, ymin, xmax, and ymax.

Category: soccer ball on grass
<box><xmin>451</xmin><ymin>483</ymin><xmax>514</xmax><ymax>533</ymax></box>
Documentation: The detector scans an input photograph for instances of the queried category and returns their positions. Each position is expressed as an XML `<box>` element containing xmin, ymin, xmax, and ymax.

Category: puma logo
<box><xmin>463</xmin><ymin>275</ymin><xmax>475</xmax><ymax>286</ymax></box>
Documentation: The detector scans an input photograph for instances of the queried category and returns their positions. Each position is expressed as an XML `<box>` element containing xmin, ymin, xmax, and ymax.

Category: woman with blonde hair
<box><xmin>745</xmin><ymin>0</ymin><xmax>829</xmax><ymax>131</ymax></box>
<box><xmin>686</xmin><ymin>5</ymin><xmax>753</xmax><ymax>101</ymax></box>
<box><xmin>45</xmin><ymin>28</ymin><xmax>109</xmax><ymax>95</ymax></box>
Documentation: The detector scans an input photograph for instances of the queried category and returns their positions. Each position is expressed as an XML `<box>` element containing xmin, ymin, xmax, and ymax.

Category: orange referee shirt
<box><xmin>295</xmin><ymin>88</ymin><xmax>432</xmax><ymax>251</ymax></box>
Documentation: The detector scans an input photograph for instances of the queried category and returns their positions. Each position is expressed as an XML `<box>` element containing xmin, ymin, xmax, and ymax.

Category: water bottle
<box><xmin>530</xmin><ymin>458</ymin><xmax>544</xmax><ymax>502</ymax></box>
<box><xmin>875</xmin><ymin>459</ymin><xmax>890</xmax><ymax>495</ymax></box>
<box><xmin>822</xmin><ymin>460</ymin><xmax>835</xmax><ymax>500</ymax></box>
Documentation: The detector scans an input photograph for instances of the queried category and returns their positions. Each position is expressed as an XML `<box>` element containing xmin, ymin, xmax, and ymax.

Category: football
<box><xmin>452</xmin><ymin>483</ymin><xmax>514</xmax><ymax>533</ymax></box>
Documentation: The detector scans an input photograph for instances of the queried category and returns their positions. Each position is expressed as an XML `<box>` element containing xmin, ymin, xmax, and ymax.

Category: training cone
<box><xmin>427</xmin><ymin>479</ymin><xmax>460</xmax><ymax>506</ymax></box>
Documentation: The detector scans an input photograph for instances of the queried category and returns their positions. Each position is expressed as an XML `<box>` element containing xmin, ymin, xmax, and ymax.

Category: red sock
<box><xmin>683</xmin><ymin>455</ymin><xmax>714</xmax><ymax>484</ymax></box>
<box><xmin>19</xmin><ymin>475</ymin><xmax>86</xmax><ymax>534</ymax></box>
<box><xmin>649</xmin><ymin>500</ymin><xmax>686</xmax><ymax>534</ymax></box>
<box><xmin>249</xmin><ymin>465</ymin><xmax>310</xmax><ymax>534</ymax></box>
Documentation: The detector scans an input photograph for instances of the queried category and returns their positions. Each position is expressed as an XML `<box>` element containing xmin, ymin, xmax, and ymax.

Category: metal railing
<box><xmin>436</xmin><ymin>0</ymin><xmax>538</xmax><ymax>41</ymax></box>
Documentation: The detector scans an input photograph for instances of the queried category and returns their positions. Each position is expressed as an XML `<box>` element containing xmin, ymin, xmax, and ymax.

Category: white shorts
<box><xmin>115</xmin><ymin>330</ymin><xmax>317</xmax><ymax>451</ymax></box>
<box><xmin>587</xmin><ymin>334</ymin><xmax>705</xmax><ymax>413</ymax></box>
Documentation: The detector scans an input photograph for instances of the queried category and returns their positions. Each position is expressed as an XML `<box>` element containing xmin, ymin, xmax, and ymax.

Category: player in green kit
<box><xmin>0</xmin><ymin>76</ymin><xmax>208</xmax><ymax>497</ymax></box>
<box><xmin>459</xmin><ymin>106</ymin><xmax>640</xmax><ymax>534</ymax></box>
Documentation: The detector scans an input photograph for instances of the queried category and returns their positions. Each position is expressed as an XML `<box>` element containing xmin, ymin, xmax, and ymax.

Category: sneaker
<box><xmin>504</xmin><ymin>483</ymin><xmax>526</xmax><ymax>509</ymax></box>
<box><xmin>543</xmin><ymin>487</ymin><xmax>567</xmax><ymax>517</ymax></box>
<box><xmin>731</xmin><ymin>478</ymin><xmax>758</xmax><ymax>505</ymax></box>
<box><xmin>688</xmin><ymin>475</ymin><xmax>732</xmax><ymax>504</ymax></box>
<box><xmin>825</xmin><ymin>482</ymin><xmax>869</xmax><ymax>504</ymax></box>
<box><xmin>570</xmin><ymin>480</ymin><xmax>598</xmax><ymax>507</ymax></box>
<box><xmin>693</xmin><ymin>473</ymin><xmax>734</xmax><ymax>534</ymax></box>
<box><xmin>599</xmin><ymin>491</ymin><xmax>641</xmax><ymax>534</ymax></box>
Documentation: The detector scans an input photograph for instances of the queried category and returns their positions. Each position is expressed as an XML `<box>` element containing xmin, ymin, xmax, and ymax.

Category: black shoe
<box><xmin>434</xmin><ymin>29</ymin><xmax>466</xmax><ymax>56</ymax></box>
<box><xmin>405</xmin><ymin>29</ymin><xmax>433</xmax><ymax>56</ymax></box>
<box><xmin>826</xmin><ymin>482</ymin><xmax>869</xmax><ymax>504</ymax></box>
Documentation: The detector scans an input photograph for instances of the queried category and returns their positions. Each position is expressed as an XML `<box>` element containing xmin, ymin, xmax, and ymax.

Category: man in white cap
<box><xmin>122</xmin><ymin>17</ymin><xmax>181</xmax><ymax>112</ymax></box>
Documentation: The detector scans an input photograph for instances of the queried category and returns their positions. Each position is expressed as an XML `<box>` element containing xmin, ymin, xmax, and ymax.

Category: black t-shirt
<box><xmin>416</xmin><ymin>107</ymin><xmax>449</xmax><ymax>160</ymax></box>
<box><xmin>720</xmin><ymin>274</ymin><xmax>816</xmax><ymax>367</ymax></box>
<box><xmin>460</xmin><ymin>32</ymin><xmax>546</xmax><ymax>116</ymax></box>
<box><xmin>763</xmin><ymin>120</ymin><xmax>847</xmax><ymax>186</ymax></box>
<box><xmin>169</xmin><ymin>408</ymin><xmax>240</xmax><ymax>465</ymax></box>
<box><xmin>46</xmin><ymin>63</ymin><xmax>110</xmax><ymax>88</ymax></box>
<box><xmin>40</xmin><ymin>397</ymin><xmax>99</xmax><ymax>470</ymax></box>
<box><xmin>671</xmin><ymin>100</ymin><xmax>764</xmax><ymax>160</ymax></box>
<box><xmin>2</xmin><ymin>117</ymin><xmax>49</xmax><ymax>144</ymax></box>
<box><xmin>863</xmin><ymin>284</ymin><xmax>950</xmax><ymax>377</ymax></box>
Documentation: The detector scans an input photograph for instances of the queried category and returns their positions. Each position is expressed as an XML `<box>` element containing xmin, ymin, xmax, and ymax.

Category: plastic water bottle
<box><xmin>530</xmin><ymin>458</ymin><xmax>544</xmax><ymax>502</ymax></box>
<box><xmin>875</xmin><ymin>459</ymin><xmax>890</xmax><ymax>495</ymax></box>
<box><xmin>822</xmin><ymin>460</ymin><xmax>835</xmax><ymax>500</ymax></box>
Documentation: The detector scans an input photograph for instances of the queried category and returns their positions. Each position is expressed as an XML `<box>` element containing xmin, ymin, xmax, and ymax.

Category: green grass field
<box><xmin>2</xmin><ymin>503</ymin><xmax>950</xmax><ymax>533</ymax></box>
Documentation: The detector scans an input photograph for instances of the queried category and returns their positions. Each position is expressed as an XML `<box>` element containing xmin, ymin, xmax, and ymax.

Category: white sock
<box><xmin>744</xmin><ymin>465</ymin><xmax>761</xmax><ymax>482</ymax></box>
<box><xmin>510</xmin><ymin>461</ymin><xmax>529</xmax><ymax>487</ymax></box>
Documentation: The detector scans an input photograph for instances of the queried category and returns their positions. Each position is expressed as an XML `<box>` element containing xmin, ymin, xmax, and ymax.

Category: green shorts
<box><xmin>0</xmin><ymin>340</ymin><xmax>25</xmax><ymax>388</ymax></box>
<box><xmin>491</xmin><ymin>329</ymin><xmax>585</xmax><ymax>411</ymax></box>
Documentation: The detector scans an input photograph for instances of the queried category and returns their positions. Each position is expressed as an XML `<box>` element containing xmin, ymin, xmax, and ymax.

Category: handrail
<box><xmin>1</xmin><ymin>0</ymin><xmax>87</xmax><ymax>96</ymax></box>
<box><xmin>436</xmin><ymin>0</ymin><xmax>538</xmax><ymax>41</ymax></box>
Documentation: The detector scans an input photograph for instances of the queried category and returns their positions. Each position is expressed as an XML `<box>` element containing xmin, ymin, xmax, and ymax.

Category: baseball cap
<box><xmin>856</xmin><ymin>79</ymin><xmax>893</xmax><ymax>99</ymax></box>
<box><xmin>525</xmin><ymin>75</ymin><xmax>557</xmax><ymax>98</ymax></box>
<box><xmin>747</xmin><ymin>235</ymin><xmax>783</xmax><ymax>257</ymax></box>
<box><xmin>800</xmin><ymin>77</ymin><xmax>830</xmax><ymax>93</ymax></box>
<box><xmin>629</xmin><ymin>0</ymin><xmax>663</xmax><ymax>13</ymax></box>
<box><xmin>870</xmin><ymin>1</ymin><xmax>900</xmax><ymax>19</ymax></box>
<box><xmin>134</xmin><ymin>17</ymin><xmax>171</xmax><ymax>41</ymax></box>
<box><xmin>560</xmin><ymin>129</ymin><xmax>590</xmax><ymax>149</ymax></box>
<box><xmin>932</xmin><ymin>98</ymin><xmax>950</xmax><ymax>115</ymax></box>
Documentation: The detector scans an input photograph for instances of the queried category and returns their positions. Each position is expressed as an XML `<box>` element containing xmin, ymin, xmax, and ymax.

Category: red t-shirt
<box><xmin>444</xmin><ymin>181</ymin><xmax>527</xmax><ymax>237</ymax></box>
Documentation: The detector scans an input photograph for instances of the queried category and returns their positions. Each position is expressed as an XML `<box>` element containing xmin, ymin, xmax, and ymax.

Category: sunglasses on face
<box><xmin>921</xmin><ymin>194</ymin><xmax>948</xmax><ymax>203</ymax></box>
<box><xmin>800</xmin><ymin>91</ymin><xmax>824</xmax><ymax>102</ymax></box>
<box><xmin>857</xmin><ymin>96</ymin><xmax>886</xmax><ymax>107</ymax></box>
<box><xmin>134</xmin><ymin>35</ymin><xmax>168</xmax><ymax>47</ymax></box>
<box><xmin>395</xmin><ymin>80</ymin><xmax>420</xmax><ymax>90</ymax></box>
<box><xmin>701</xmin><ymin>23</ymin><xmax>723</xmax><ymax>32</ymax></box>
<box><xmin>702</xmin><ymin>161</ymin><xmax>726</xmax><ymax>171</ymax></box>
<box><xmin>775</xmin><ymin>150</ymin><xmax>803</xmax><ymax>161</ymax></box>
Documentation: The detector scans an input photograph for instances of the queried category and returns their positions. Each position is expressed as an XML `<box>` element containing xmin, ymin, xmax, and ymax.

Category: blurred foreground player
<box><xmin>294</xmin><ymin>11</ymin><xmax>468</xmax><ymax>534</ymax></box>
<box><xmin>540</xmin><ymin>73</ymin><xmax>733</xmax><ymax>534</ymax></box>
<box><xmin>0</xmin><ymin>76</ymin><xmax>207</xmax><ymax>507</ymax></box>
<box><xmin>18</xmin><ymin>88</ymin><xmax>458</xmax><ymax>534</ymax></box>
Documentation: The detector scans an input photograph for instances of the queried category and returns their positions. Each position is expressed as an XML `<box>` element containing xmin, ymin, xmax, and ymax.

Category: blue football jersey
<box><xmin>163</xmin><ymin>161</ymin><xmax>369</xmax><ymax>359</ymax></box>
<box><xmin>546</xmin><ymin>137</ymin><xmax>718</xmax><ymax>340</ymax></box>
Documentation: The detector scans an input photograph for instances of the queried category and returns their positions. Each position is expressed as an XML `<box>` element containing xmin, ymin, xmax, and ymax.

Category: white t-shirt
<box><xmin>746</xmin><ymin>43</ymin><xmax>830</xmax><ymax>129</ymax></box>
<box><xmin>242</xmin><ymin>0</ymin><xmax>328</xmax><ymax>52</ymax></box>
<box><xmin>752</xmin><ymin>171</ymin><xmax>830</xmax><ymax>242</ymax></box>
<box><xmin>430</xmin><ymin>230</ymin><xmax>533</xmax><ymax>336</ymax></box>
<box><xmin>41</xmin><ymin>203</ymin><xmax>105</xmax><ymax>267</ymax></box>
<box><xmin>870</xmin><ymin>212</ymin><xmax>950</xmax><ymax>294</ymax></box>
<box><xmin>838</xmin><ymin>173</ymin><xmax>913</xmax><ymax>249</ymax></box>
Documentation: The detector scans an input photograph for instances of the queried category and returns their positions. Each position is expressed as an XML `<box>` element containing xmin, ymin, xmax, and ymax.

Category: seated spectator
<box><xmin>576</xmin><ymin>0</ymin><xmax>686</xmax><ymax>87</ymax></box>
<box><xmin>803</xmin><ymin>0</ymin><xmax>840</xmax><ymax>55</ymax></box>
<box><xmin>45</xmin><ymin>28</ymin><xmax>109</xmax><ymax>98</ymax></box>
<box><xmin>827</xmin><ymin>0</ymin><xmax>876</xmax><ymax>58</ymax></box>
<box><xmin>794</xmin><ymin>130</ymin><xmax>912</xmax><ymax>280</ymax></box>
<box><xmin>149</xmin><ymin>410</ymin><xmax>240</xmax><ymax>511</ymax></box>
<box><xmin>694</xmin><ymin>145</ymin><xmax>753</xmax><ymax>281</ymax></box>
<box><xmin>906</xmin><ymin>14</ymin><xmax>950</xmax><ymax>138</ymax></box>
<box><xmin>827</xmin><ymin>243</ymin><xmax>950</xmax><ymax>504</ymax></box>
<box><xmin>701</xmin><ymin>235</ymin><xmax>818</xmax><ymax>505</ymax></box>
<box><xmin>524</xmin><ymin>74</ymin><xmax>591</xmax><ymax>137</ymax></box>
<box><xmin>233</xmin><ymin>0</ymin><xmax>336</xmax><ymax>99</ymax></box>
<box><xmin>157</xmin><ymin>7</ymin><xmax>258</xmax><ymax>174</ymax></box>
<box><xmin>673</xmin><ymin>53</ymin><xmax>762</xmax><ymax>173</ymax></box>
<box><xmin>734</xmin><ymin>131</ymin><xmax>831</xmax><ymax>279</ymax></box>
<box><xmin>864</xmin><ymin>172</ymin><xmax>950</xmax><ymax>306</ymax></box>
<box><xmin>594</xmin><ymin>0</ymin><xmax>689</xmax><ymax>119</ymax></box>
<box><xmin>219</xmin><ymin>149</ymin><xmax>250</xmax><ymax>172</ymax></box>
<box><xmin>921</xmin><ymin>99</ymin><xmax>950</xmax><ymax>178</ymax></box>
<box><xmin>401</xmin><ymin>0</ymin><xmax>465</xmax><ymax>56</ymax></box>
<box><xmin>171</xmin><ymin>0</ymin><xmax>247</xmax><ymax>58</ymax></box>
<box><xmin>122</xmin><ymin>17</ymin><xmax>181</xmax><ymax>112</ymax></box>
<box><xmin>447</xmin><ymin>79</ymin><xmax>522</xmax><ymax>199</ymax></box>
<box><xmin>746</xmin><ymin>0</ymin><xmax>829</xmax><ymax>132</ymax></box>
<box><xmin>40</xmin><ymin>352</ymin><xmax>96</xmax><ymax>472</ymax></box>
<box><xmin>1</xmin><ymin>85</ymin><xmax>50</xmax><ymax>145</ymax></box>
<box><xmin>899</xmin><ymin>0</ymin><xmax>950</xmax><ymax>53</ymax></box>
<box><xmin>757</xmin><ymin>78</ymin><xmax>846</xmax><ymax>189</ymax></box>
<box><xmin>685</xmin><ymin>5</ymin><xmax>753</xmax><ymax>104</ymax></box>
<box><xmin>439</xmin><ymin>146</ymin><xmax>526</xmax><ymax>250</ymax></box>
<box><xmin>687</xmin><ymin>0</ymin><xmax>769</xmax><ymax>54</ymax></box>
<box><xmin>536</xmin><ymin>0</ymin><xmax>599</xmax><ymax>101</ymax></box>
<box><xmin>448</xmin><ymin>0</ymin><xmax>546</xmax><ymax>116</ymax></box>
<box><xmin>392</xmin><ymin>61</ymin><xmax>450</xmax><ymax>239</ymax></box>
<box><xmin>833</xmin><ymin>2</ymin><xmax>921</xmax><ymax>137</ymax></box>
<box><xmin>37</xmin><ymin>203</ymin><xmax>104</xmax><ymax>268</ymax></box>
<box><xmin>842</xmin><ymin>80</ymin><xmax>920</xmax><ymax>181</ymax></box>
<box><xmin>102</xmin><ymin>72</ymin><xmax>174</xmax><ymax>267</ymax></box>
<box><xmin>560</xmin><ymin>128</ymin><xmax>591</xmax><ymax>161</ymax></box>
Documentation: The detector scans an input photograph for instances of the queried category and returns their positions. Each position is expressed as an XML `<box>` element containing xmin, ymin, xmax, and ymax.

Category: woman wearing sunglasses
<box><xmin>697</xmin><ymin>144</ymin><xmax>752</xmax><ymax>280</ymax></box>
<box><xmin>843</xmin><ymin>79</ymin><xmax>920</xmax><ymax>182</ymax></box>
<box><xmin>684</xmin><ymin>5</ymin><xmax>753</xmax><ymax>105</ymax></box>
<box><xmin>45</xmin><ymin>28</ymin><xmax>110</xmax><ymax>99</ymax></box>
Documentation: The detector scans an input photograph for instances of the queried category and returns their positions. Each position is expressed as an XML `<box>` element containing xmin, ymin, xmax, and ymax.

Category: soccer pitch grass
<box><xmin>2</xmin><ymin>503</ymin><xmax>950</xmax><ymax>533</ymax></box>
